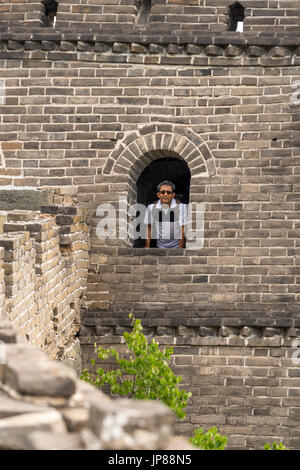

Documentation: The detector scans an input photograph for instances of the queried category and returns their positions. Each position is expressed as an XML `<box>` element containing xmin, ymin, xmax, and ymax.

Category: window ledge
<box><xmin>121</xmin><ymin>248</ymin><xmax>185</xmax><ymax>256</ymax></box>
<box><xmin>117</xmin><ymin>247</ymin><xmax>202</xmax><ymax>256</ymax></box>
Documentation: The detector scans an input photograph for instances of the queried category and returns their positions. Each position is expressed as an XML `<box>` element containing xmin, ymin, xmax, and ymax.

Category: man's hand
<box><xmin>179</xmin><ymin>227</ymin><xmax>186</xmax><ymax>249</ymax></box>
<box><xmin>145</xmin><ymin>225</ymin><xmax>151</xmax><ymax>248</ymax></box>
<box><xmin>179</xmin><ymin>239</ymin><xmax>185</xmax><ymax>249</ymax></box>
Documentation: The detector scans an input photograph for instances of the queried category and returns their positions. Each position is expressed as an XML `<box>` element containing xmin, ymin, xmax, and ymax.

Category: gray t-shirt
<box><xmin>144</xmin><ymin>199</ymin><xmax>187</xmax><ymax>248</ymax></box>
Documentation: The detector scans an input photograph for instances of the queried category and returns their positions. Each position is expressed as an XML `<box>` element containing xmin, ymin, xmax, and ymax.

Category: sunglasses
<box><xmin>159</xmin><ymin>190</ymin><xmax>173</xmax><ymax>195</ymax></box>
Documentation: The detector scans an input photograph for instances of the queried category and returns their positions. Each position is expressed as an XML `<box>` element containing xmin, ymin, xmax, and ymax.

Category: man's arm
<box><xmin>179</xmin><ymin>225</ymin><xmax>186</xmax><ymax>249</ymax></box>
<box><xmin>179</xmin><ymin>204</ymin><xmax>187</xmax><ymax>249</ymax></box>
<box><xmin>144</xmin><ymin>205</ymin><xmax>152</xmax><ymax>248</ymax></box>
<box><xmin>145</xmin><ymin>224</ymin><xmax>151</xmax><ymax>248</ymax></box>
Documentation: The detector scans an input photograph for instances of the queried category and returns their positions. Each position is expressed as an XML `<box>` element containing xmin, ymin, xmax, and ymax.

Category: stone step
<box><xmin>0</xmin><ymin>410</ymin><xmax>67</xmax><ymax>450</ymax></box>
<box><xmin>0</xmin><ymin>393</ymin><xmax>49</xmax><ymax>419</ymax></box>
<box><xmin>25</xmin><ymin>431</ymin><xmax>84</xmax><ymax>450</ymax></box>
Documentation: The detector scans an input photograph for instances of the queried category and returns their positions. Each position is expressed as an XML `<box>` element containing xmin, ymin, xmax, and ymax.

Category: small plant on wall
<box><xmin>81</xmin><ymin>313</ymin><xmax>233</xmax><ymax>449</ymax></box>
<box><xmin>190</xmin><ymin>426</ymin><xmax>227</xmax><ymax>450</ymax></box>
<box><xmin>264</xmin><ymin>442</ymin><xmax>288</xmax><ymax>450</ymax></box>
<box><xmin>81</xmin><ymin>313</ymin><xmax>191</xmax><ymax>419</ymax></box>
<box><xmin>81</xmin><ymin>313</ymin><xmax>232</xmax><ymax>449</ymax></box>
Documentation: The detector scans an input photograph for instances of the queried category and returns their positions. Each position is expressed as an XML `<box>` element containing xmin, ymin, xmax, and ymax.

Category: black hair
<box><xmin>157</xmin><ymin>180</ymin><xmax>175</xmax><ymax>192</ymax></box>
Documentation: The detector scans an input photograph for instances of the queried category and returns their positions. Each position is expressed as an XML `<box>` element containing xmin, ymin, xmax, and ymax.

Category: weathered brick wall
<box><xmin>0</xmin><ymin>5</ymin><xmax>300</xmax><ymax>449</ymax></box>
<box><xmin>138</xmin><ymin>0</ymin><xmax>228</xmax><ymax>33</ymax></box>
<box><xmin>3</xmin><ymin>1</ymin><xmax>300</xmax><ymax>34</ymax></box>
<box><xmin>55</xmin><ymin>0</ymin><xmax>139</xmax><ymax>31</ymax></box>
<box><xmin>0</xmin><ymin>0</ymin><xmax>45</xmax><ymax>28</ymax></box>
<box><xmin>0</xmin><ymin>203</ymin><xmax>90</xmax><ymax>371</ymax></box>
<box><xmin>0</xmin><ymin>318</ymin><xmax>193</xmax><ymax>450</ymax></box>
<box><xmin>81</xmin><ymin>322</ymin><xmax>300</xmax><ymax>450</ymax></box>
<box><xmin>243</xmin><ymin>0</ymin><xmax>300</xmax><ymax>32</ymax></box>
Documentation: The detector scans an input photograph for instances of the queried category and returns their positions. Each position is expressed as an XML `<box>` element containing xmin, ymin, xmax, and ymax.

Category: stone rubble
<box><xmin>0</xmin><ymin>318</ymin><xmax>195</xmax><ymax>450</ymax></box>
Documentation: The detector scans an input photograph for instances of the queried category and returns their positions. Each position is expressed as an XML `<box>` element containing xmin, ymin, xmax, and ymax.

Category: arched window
<box><xmin>137</xmin><ymin>154</ymin><xmax>190</xmax><ymax>207</ymax></box>
<box><xmin>228</xmin><ymin>2</ymin><xmax>244</xmax><ymax>32</ymax></box>
<box><xmin>136</xmin><ymin>0</ymin><xmax>151</xmax><ymax>24</ymax></box>
<box><xmin>133</xmin><ymin>151</ymin><xmax>191</xmax><ymax>247</ymax></box>
<box><xmin>103</xmin><ymin>127</ymin><xmax>216</xmax><ymax>251</ymax></box>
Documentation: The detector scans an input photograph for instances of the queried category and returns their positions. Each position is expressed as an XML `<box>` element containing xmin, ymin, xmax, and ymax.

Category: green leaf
<box><xmin>80</xmin><ymin>313</ymin><xmax>192</xmax><ymax>420</ymax></box>
<box><xmin>190</xmin><ymin>427</ymin><xmax>227</xmax><ymax>450</ymax></box>
<box><xmin>264</xmin><ymin>441</ymin><xmax>288</xmax><ymax>450</ymax></box>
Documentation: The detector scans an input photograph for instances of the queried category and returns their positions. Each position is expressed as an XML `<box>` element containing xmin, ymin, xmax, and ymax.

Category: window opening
<box><xmin>228</xmin><ymin>2</ymin><xmax>244</xmax><ymax>32</ymax></box>
<box><xmin>136</xmin><ymin>0</ymin><xmax>151</xmax><ymax>24</ymax></box>
<box><xmin>43</xmin><ymin>0</ymin><xmax>58</xmax><ymax>27</ymax></box>
<box><xmin>133</xmin><ymin>155</ymin><xmax>191</xmax><ymax>248</ymax></box>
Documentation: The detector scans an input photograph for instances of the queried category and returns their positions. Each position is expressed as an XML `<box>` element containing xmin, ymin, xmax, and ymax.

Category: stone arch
<box><xmin>102</xmin><ymin>126</ymin><xmax>216</xmax><ymax>250</ymax></box>
<box><xmin>136</xmin><ymin>150</ymin><xmax>191</xmax><ymax>205</ymax></box>
<box><xmin>103</xmin><ymin>125</ymin><xmax>217</xmax><ymax>180</ymax></box>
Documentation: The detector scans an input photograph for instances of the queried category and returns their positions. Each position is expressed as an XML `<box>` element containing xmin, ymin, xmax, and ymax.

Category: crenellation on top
<box><xmin>1</xmin><ymin>1</ymin><xmax>299</xmax><ymax>36</ymax></box>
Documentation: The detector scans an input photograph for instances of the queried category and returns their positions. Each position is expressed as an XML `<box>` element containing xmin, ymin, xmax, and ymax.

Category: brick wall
<box><xmin>0</xmin><ymin>202</ymin><xmax>90</xmax><ymax>371</ymax></box>
<box><xmin>55</xmin><ymin>0</ymin><xmax>138</xmax><ymax>31</ymax></box>
<box><xmin>0</xmin><ymin>10</ymin><xmax>300</xmax><ymax>448</ymax></box>
<box><xmin>243</xmin><ymin>0</ymin><xmax>300</xmax><ymax>33</ymax></box>
<box><xmin>0</xmin><ymin>0</ymin><xmax>45</xmax><ymax>28</ymax></box>
<box><xmin>81</xmin><ymin>322</ymin><xmax>300</xmax><ymax>449</ymax></box>
<box><xmin>3</xmin><ymin>1</ymin><xmax>300</xmax><ymax>34</ymax></box>
<box><xmin>0</xmin><ymin>317</ymin><xmax>192</xmax><ymax>450</ymax></box>
<box><xmin>139</xmin><ymin>0</ymin><xmax>228</xmax><ymax>33</ymax></box>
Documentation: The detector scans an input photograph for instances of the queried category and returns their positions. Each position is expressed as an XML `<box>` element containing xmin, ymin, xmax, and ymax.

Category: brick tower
<box><xmin>1</xmin><ymin>0</ymin><xmax>300</xmax><ymax>449</ymax></box>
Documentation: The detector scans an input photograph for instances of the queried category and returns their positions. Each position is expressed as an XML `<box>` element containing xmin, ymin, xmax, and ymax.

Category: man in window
<box><xmin>144</xmin><ymin>180</ymin><xmax>187</xmax><ymax>249</ymax></box>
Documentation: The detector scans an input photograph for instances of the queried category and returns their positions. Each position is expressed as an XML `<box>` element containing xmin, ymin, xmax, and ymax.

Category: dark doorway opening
<box><xmin>133</xmin><ymin>154</ymin><xmax>191</xmax><ymax>247</ymax></box>
<box><xmin>43</xmin><ymin>0</ymin><xmax>58</xmax><ymax>27</ymax></box>
<box><xmin>228</xmin><ymin>2</ymin><xmax>244</xmax><ymax>32</ymax></box>
<box><xmin>137</xmin><ymin>156</ymin><xmax>191</xmax><ymax>206</ymax></box>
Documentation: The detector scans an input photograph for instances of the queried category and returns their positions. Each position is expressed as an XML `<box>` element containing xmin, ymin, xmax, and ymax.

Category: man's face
<box><xmin>157</xmin><ymin>185</ymin><xmax>175</xmax><ymax>206</ymax></box>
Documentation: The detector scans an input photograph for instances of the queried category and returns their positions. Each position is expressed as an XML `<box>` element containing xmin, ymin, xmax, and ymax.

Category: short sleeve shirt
<box><xmin>144</xmin><ymin>199</ymin><xmax>188</xmax><ymax>248</ymax></box>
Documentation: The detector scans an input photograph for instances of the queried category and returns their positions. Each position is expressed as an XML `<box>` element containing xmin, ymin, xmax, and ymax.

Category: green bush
<box><xmin>189</xmin><ymin>426</ymin><xmax>227</xmax><ymax>450</ymax></box>
<box><xmin>81</xmin><ymin>313</ymin><xmax>284</xmax><ymax>451</ymax></box>
<box><xmin>264</xmin><ymin>442</ymin><xmax>288</xmax><ymax>450</ymax></box>
<box><xmin>80</xmin><ymin>313</ymin><xmax>191</xmax><ymax>419</ymax></box>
